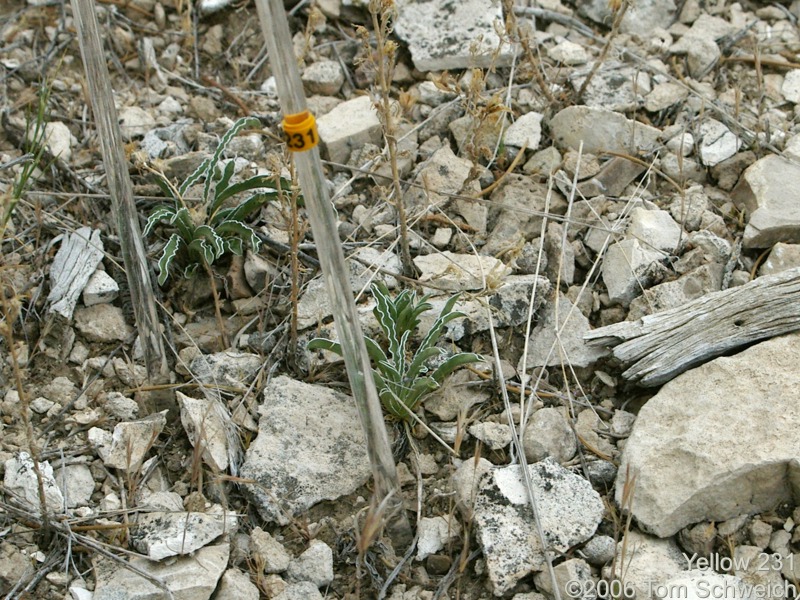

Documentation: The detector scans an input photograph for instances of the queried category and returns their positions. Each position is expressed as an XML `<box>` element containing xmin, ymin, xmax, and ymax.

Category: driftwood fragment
<box><xmin>47</xmin><ymin>226</ymin><xmax>103</xmax><ymax>320</ymax></box>
<box><xmin>584</xmin><ymin>267</ymin><xmax>800</xmax><ymax>386</ymax></box>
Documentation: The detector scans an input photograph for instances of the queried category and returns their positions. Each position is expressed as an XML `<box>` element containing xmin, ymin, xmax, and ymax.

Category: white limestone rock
<box><xmin>82</xmin><ymin>269</ymin><xmax>119</xmax><ymax>306</ymax></box>
<box><xmin>241</xmin><ymin>377</ymin><xmax>371</xmax><ymax>525</ymax></box>
<box><xmin>316</xmin><ymin>96</ymin><xmax>381</xmax><ymax>163</ymax></box>
<box><xmin>732</xmin><ymin>154</ymin><xmax>800</xmax><ymax>248</ymax></box>
<box><xmin>549</xmin><ymin>106</ymin><xmax>661</xmax><ymax>155</ymax></box>
<box><xmin>473</xmin><ymin>458</ymin><xmax>603</xmax><ymax>595</ymax></box>
<box><xmin>394</xmin><ymin>0</ymin><xmax>515</xmax><ymax>71</ymax></box>
<box><xmin>130</xmin><ymin>506</ymin><xmax>237</xmax><ymax>561</ymax></box>
<box><xmin>616</xmin><ymin>333</ymin><xmax>800</xmax><ymax>537</ymax></box>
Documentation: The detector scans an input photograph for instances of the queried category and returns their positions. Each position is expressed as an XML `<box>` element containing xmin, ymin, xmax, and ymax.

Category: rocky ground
<box><xmin>2</xmin><ymin>0</ymin><xmax>800</xmax><ymax>598</ymax></box>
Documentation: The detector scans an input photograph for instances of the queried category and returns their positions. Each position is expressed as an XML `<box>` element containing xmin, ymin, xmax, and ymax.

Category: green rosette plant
<box><xmin>308</xmin><ymin>281</ymin><xmax>483</xmax><ymax>421</ymax></box>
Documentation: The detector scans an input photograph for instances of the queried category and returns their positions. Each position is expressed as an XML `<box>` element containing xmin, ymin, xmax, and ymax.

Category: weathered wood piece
<box><xmin>71</xmin><ymin>0</ymin><xmax>168</xmax><ymax>391</ymax></box>
<box><xmin>47</xmin><ymin>226</ymin><xmax>103</xmax><ymax>319</ymax></box>
<box><xmin>584</xmin><ymin>267</ymin><xmax>800</xmax><ymax>386</ymax></box>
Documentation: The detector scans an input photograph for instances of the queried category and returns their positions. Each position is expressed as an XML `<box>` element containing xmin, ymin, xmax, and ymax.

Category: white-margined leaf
<box><xmin>157</xmin><ymin>233</ymin><xmax>182</xmax><ymax>285</ymax></box>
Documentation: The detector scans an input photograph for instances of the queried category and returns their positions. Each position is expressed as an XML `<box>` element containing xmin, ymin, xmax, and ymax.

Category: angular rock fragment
<box><xmin>394</xmin><ymin>0</ymin><xmax>514</xmax><ymax>71</ymax></box>
<box><xmin>472</xmin><ymin>458</ymin><xmax>603</xmax><ymax>595</ymax></box>
<box><xmin>93</xmin><ymin>544</ymin><xmax>229</xmax><ymax>600</ymax></box>
<box><xmin>617</xmin><ymin>332</ymin><xmax>800</xmax><ymax>537</ymax></box>
<box><xmin>241</xmin><ymin>377</ymin><xmax>371</xmax><ymax>524</ymax></box>
<box><xmin>131</xmin><ymin>506</ymin><xmax>237</xmax><ymax>561</ymax></box>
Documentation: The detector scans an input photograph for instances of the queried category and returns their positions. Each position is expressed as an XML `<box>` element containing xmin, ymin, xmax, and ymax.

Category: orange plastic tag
<box><xmin>282</xmin><ymin>111</ymin><xmax>318</xmax><ymax>152</ymax></box>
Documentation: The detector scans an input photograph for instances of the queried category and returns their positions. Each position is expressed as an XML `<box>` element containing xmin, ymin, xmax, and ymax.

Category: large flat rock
<box><xmin>732</xmin><ymin>155</ymin><xmax>800</xmax><ymax>248</ymax></box>
<box><xmin>241</xmin><ymin>377</ymin><xmax>371</xmax><ymax>525</ymax></box>
<box><xmin>394</xmin><ymin>0</ymin><xmax>514</xmax><ymax>71</ymax></box>
<box><xmin>549</xmin><ymin>106</ymin><xmax>661</xmax><ymax>155</ymax></box>
<box><xmin>616</xmin><ymin>332</ymin><xmax>800</xmax><ymax>537</ymax></box>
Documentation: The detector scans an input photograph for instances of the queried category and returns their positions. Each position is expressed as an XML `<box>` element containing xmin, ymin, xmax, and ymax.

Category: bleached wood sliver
<box><xmin>584</xmin><ymin>267</ymin><xmax>800</xmax><ymax>386</ymax></box>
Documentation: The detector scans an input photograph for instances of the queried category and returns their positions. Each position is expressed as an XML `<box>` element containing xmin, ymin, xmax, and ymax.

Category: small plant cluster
<box><xmin>309</xmin><ymin>282</ymin><xmax>482</xmax><ymax>421</ymax></box>
<box><xmin>144</xmin><ymin>116</ymin><xmax>292</xmax><ymax>285</ymax></box>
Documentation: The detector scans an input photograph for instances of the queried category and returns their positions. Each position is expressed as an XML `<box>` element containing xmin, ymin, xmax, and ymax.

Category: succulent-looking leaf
<box><xmin>212</xmin><ymin>174</ymin><xmax>282</xmax><ymax>207</ymax></box>
<box><xmin>307</xmin><ymin>338</ymin><xmax>343</xmax><ymax>355</ymax></box>
<box><xmin>157</xmin><ymin>234</ymin><xmax>182</xmax><ymax>285</ymax></box>
<box><xmin>188</xmin><ymin>238</ymin><xmax>216</xmax><ymax>266</ymax></box>
<box><xmin>207</xmin><ymin>160</ymin><xmax>238</xmax><ymax>219</ymax></box>
<box><xmin>429</xmin><ymin>352</ymin><xmax>483</xmax><ymax>385</ymax></box>
<box><xmin>213</xmin><ymin>191</ymin><xmax>279</xmax><ymax>225</ymax></box>
<box><xmin>225</xmin><ymin>237</ymin><xmax>244</xmax><ymax>256</ymax></box>
<box><xmin>193</xmin><ymin>225</ymin><xmax>225</xmax><ymax>259</ymax></box>
<box><xmin>184</xmin><ymin>263</ymin><xmax>199</xmax><ymax>279</ymax></box>
<box><xmin>143</xmin><ymin>206</ymin><xmax>177</xmax><ymax>237</ymax></box>
<box><xmin>215</xmin><ymin>220</ymin><xmax>261</xmax><ymax>252</ymax></box>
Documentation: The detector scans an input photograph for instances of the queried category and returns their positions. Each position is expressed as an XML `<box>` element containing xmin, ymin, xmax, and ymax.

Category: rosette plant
<box><xmin>308</xmin><ymin>281</ymin><xmax>482</xmax><ymax>421</ymax></box>
<box><xmin>144</xmin><ymin>116</ymin><xmax>292</xmax><ymax>285</ymax></box>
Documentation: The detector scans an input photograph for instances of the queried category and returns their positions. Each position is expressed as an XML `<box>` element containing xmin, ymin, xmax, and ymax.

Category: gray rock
<box><xmin>483</xmin><ymin>174</ymin><xmax>565</xmax><ymax>257</ymax></box>
<box><xmin>118</xmin><ymin>106</ymin><xmax>156</xmax><ymax>140</ymax></box>
<box><xmin>242</xmin><ymin>377</ymin><xmax>371</xmax><ymax>524</ymax></box>
<box><xmin>570</xmin><ymin>62</ymin><xmax>649</xmax><ymax>112</ymax></box>
<box><xmin>4</xmin><ymin>452</ymin><xmax>64</xmax><ymax>514</ymax></box>
<box><xmin>759</xmin><ymin>243</ymin><xmax>800</xmax><ymax>276</ymax></box>
<box><xmin>130</xmin><ymin>506</ymin><xmax>237</xmax><ymax>560</ymax></box>
<box><xmin>189</xmin><ymin>351</ymin><xmax>263</xmax><ymax>387</ymax></box>
<box><xmin>626</xmin><ymin>263</ymin><xmax>723</xmax><ymax>321</ymax></box>
<box><xmin>519</xmin><ymin>292</ymin><xmax>609</xmax><ymax>369</ymax></box>
<box><xmin>93</xmin><ymin>543</ymin><xmax>228</xmax><ymax>600</ymax></box>
<box><xmin>661</xmin><ymin>571</ymin><xmax>759</xmax><ymax>600</ymax></box>
<box><xmin>214</xmin><ymin>569</ymin><xmax>260</xmax><ymax>600</ymax></box>
<box><xmin>549</xmin><ymin>106</ymin><xmax>661</xmax><ymax>155</ymax></box>
<box><xmin>414</xmin><ymin>252</ymin><xmax>510</xmax><ymax>292</ymax></box>
<box><xmin>82</xmin><ymin>269</ymin><xmax>119</xmax><ymax>306</ymax></box>
<box><xmin>733</xmin><ymin>546</ymin><xmax>786</xmax><ymax>600</ymax></box>
<box><xmin>468</xmin><ymin>422</ymin><xmax>512</xmax><ymax>450</ymax></box>
<box><xmin>416</xmin><ymin>515</ymin><xmax>459</xmax><ymax>561</ymax></box>
<box><xmin>74</xmin><ymin>303</ymin><xmax>133</xmax><ymax>343</ymax></box>
<box><xmin>698</xmin><ymin>119</ymin><xmax>741</xmax><ymax>167</ymax></box>
<box><xmin>88</xmin><ymin>410</ymin><xmax>167</xmax><ymax>473</ymax></box>
<box><xmin>626</xmin><ymin>208</ymin><xmax>683</xmax><ymax>252</ymax></box>
<box><xmin>43</xmin><ymin>121</ymin><xmax>76</xmax><ymax>161</ymax></box>
<box><xmin>0</xmin><ymin>542</ymin><xmax>34</xmax><ymax>597</ymax></box>
<box><xmin>250</xmin><ymin>527</ymin><xmax>291</xmax><ymax>573</ymax></box>
<box><xmin>616</xmin><ymin>332</ymin><xmax>800</xmax><ymax>537</ymax></box>
<box><xmin>548</xmin><ymin>40</ymin><xmax>588</xmax><ymax>65</ymax></box>
<box><xmin>407</xmin><ymin>145</ymin><xmax>479</xmax><ymax>214</ymax></box>
<box><xmin>522</xmin><ymin>407</ymin><xmax>576</xmax><ymax>463</ymax></box>
<box><xmin>645</xmin><ymin>82</ymin><xmax>689</xmax><ymax>112</ymax></box>
<box><xmin>394</xmin><ymin>0</ymin><xmax>514</xmax><ymax>71</ymax></box>
<box><xmin>732</xmin><ymin>155</ymin><xmax>800</xmax><ymax>248</ymax></box>
<box><xmin>54</xmin><ymin>464</ymin><xmax>94</xmax><ymax>508</ymax></box>
<box><xmin>581</xmin><ymin>535</ymin><xmax>616</xmax><ymax>566</ymax></box>
<box><xmin>473</xmin><ymin>458</ymin><xmax>604</xmax><ymax>595</ymax></box>
<box><xmin>783</xmin><ymin>70</ymin><xmax>800</xmax><ymax>104</ymax></box>
<box><xmin>287</xmin><ymin>540</ymin><xmax>334</xmax><ymax>587</ymax></box>
<box><xmin>504</xmin><ymin>111</ymin><xmax>544</xmax><ymax>150</ymax></box>
<box><xmin>177</xmin><ymin>391</ymin><xmax>232</xmax><ymax>473</ymax></box>
<box><xmin>601</xmin><ymin>239</ymin><xmax>665</xmax><ymax>305</ymax></box>
<box><xmin>301</xmin><ymin>60</ymin><xmax>344</xmax><ymax>96</ymax></box>
<box><xmin>602</xmin><ymin>531</ymin><xmax>686</xmax><ymax>600</ymax></box>
<box><xmin>273</xmin><ymin>581</ymin><xmax>324</xmax><ymax>600</ymax></box>
<box><xmin>579</xmin><ymin>0</ymin><xmax>675</xmax><ymax>36</ymax></box>
<box><xmin>533</xmin><ymin>558</ymin><xmax>593</xmax><ymax>600</ymax></box>
<box><xmin>451</xmin><ymin>457</ymin><xmax>493</xmax><ymax>519</ymax></box>
<box><xmin>317</xmin><ymin>96</ymin><xmax>381</xmax><ymax>163</ymax></box>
